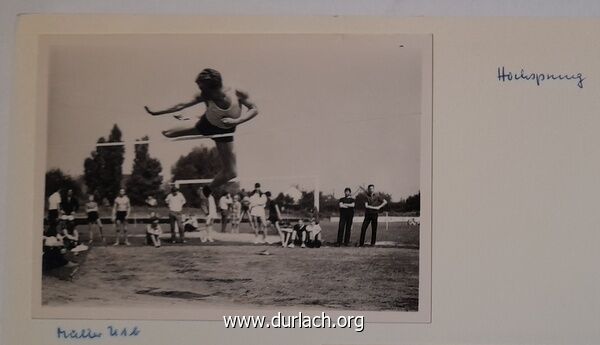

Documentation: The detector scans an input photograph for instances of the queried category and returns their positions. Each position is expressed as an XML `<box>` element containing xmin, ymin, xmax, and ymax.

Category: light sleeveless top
<box><xmin>205</xmin><ymin>86</ymin><xmax>242</xmax><ymax>129</ymax></box>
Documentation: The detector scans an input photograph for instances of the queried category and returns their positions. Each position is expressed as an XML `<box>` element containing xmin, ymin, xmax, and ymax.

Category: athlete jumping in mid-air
<box><xmin>144</xmin><ymin>68</ymin><xmax>259</xmax><ymax>190</ymax></box>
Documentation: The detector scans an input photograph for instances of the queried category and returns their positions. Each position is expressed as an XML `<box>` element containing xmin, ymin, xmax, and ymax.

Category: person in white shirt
<box><xmin>219</xmin><ymin>192</ymin><xmax>233</xmax><ymax>233</ymax></box>
<box><xmin>306</xmin><ymin>218</ymin><xmax>323</xmax><ymax>248</ymax></box>
<box><xmin>249</xmin><ymin>183</ymin><xmax>268</xmax><ymax>244</ymax></box>
<box><xmin>47</xmin><ymin>189</ymin><xmax>62</xmax><ymax>226</ymax></box>
<box><xmin>165</xmin><ymin>186</ymin><xmax>187</xmax><ymax>244</ymax></box>
<box><xmin>200</xmin><ymin>186</ymin><xmax>217</xmax><ymax>243</ymax></box>
<box><xmin>112</xmin><ymin>188</ymin><xmax>131</xmax><ymax>246</ymax></box>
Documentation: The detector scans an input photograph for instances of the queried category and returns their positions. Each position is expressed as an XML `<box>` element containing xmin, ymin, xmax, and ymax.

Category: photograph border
<box><xmin>18</xmin><ymin>15</ymin><xmax>432</xmax><ymax>323</ymax></box>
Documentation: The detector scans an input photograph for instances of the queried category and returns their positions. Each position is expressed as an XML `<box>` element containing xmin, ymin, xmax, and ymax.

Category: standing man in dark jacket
<box><xmin>337</xmin><ymin>187</ymin><xmax>355</xmax><ymax>246</ymax></box>
<box><xmin>359</xmin><ymin>184</ymin><xmax>387</xmax><ymax>247</ymax></box>
<box><xmin>60</xmin><ymin>189</ymin><xmax>79</xmax><ymax>216</ymax></box>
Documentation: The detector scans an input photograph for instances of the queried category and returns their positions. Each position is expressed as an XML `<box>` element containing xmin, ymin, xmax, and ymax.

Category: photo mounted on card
<box><xmin>32</xmin><ymin>32</ymin><xmax>432</xmax><ymax>322</ymax></box>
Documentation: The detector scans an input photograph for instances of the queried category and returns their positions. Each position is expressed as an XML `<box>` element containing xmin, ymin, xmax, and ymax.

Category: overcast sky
<box><xmin>45</xmin><ymin>34</ymin><xmax>427</xmax><ymax>200</ymax></box>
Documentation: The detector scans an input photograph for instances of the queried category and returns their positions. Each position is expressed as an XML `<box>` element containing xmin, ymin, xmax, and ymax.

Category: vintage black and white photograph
<box><xmin>36</xmin><ymin>33</ymin><xmax>432</xmax><ymax>320</ymax></box>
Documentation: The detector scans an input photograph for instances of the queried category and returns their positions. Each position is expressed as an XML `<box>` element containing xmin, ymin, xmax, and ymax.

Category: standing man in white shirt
<box><xmin>200</xmin><ymin>186</ymin><xmax>217</xmax><ymax>243</ymax></box>
<box><xmin>219</xmin><ymin>192</ymin><xmax>233</xmax><ymax>233</ymax></box>
<box><xmin>249</xmin><ymin>183</ymin><xmax>268</xmax><ymax>244</ymax></box>
<box><xmin>112</xmin><ymin>188</ymin><xmax>131</xmax><ymax>246</ymax></box>
<box><xmin>47</xmin><ymin>189</ymin><xmax>62</xmax><ymax>226</ymax></box>
<box><xmin>165</xmin><ymin>186</ymin><xmax>187</xmax><ymax>244</ymax></box>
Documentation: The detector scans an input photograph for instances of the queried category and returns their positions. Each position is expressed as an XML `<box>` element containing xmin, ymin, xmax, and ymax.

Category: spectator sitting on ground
<box><xmin>43</xmin><ymin>223</ymin><xmax>78</xmax><ymax>273</ymax></box>
<box><xmin>289</xmin><ymin>219</ymin><xmax>308</xmax><ymax>248</ymax></box>
<box><xmin>279</xmin><ymin>220</ymin><xmax>294</xmax><ymax>247</ymax></box>
<box><xmin>61</xmin><ymin>217</ymin><xmax>80</xmax><ymax>250</ymax></box>
<box><xmin>145</xmin><ymin>195</ymin><xmax>158</xmax><ymax>208</ymax></box>
<box><xmin>146</xmin><ymin>213</ymin><xmax>163</xmax><ymax>248</ymax></box>
<box><xmin>43</xmin><ymin>222</ymin><xmax>62</xmax><ymax>242</ymax></box>
<box><xmin>306</xmin><ymin>218</ymin><xmax>322</xmax><ymax>248</ymax></box>
<box><xmin>183</xmin><ymin>213</ymin><xmax>200</xmax><ymax>232</ymax></box>
<box><xmin>408</xmin><ymin>217</ymin><xmax>420</xmax><ymax>226</ymax></box>
<box><xmin>61</xmin><ymin>217</ymin><xmax>89</xmax><ymax>254</ymax></box>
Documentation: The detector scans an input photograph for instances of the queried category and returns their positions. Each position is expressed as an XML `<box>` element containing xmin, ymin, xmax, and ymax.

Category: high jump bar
<box><xmin>94</xmin><ymin>133</ymin><xmax>234</xmax><ymax>147</ymax></box>
<box><xmin>172</xmin><ymin>175</ymin><xmax>319</xmax><ymax>185</ymax></box>
<box><xmin>172</xmin><ymin>175</ymin><xmax>320</xmax><ymax>210</ymax></box>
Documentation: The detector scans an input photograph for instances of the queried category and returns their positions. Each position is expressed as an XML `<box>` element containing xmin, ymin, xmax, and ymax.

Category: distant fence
<box><xmin>43</xmin><ymin>217</ymin><xmax>304</xmax><ymax>226</ymax></box>
<box><xmin>329</xmin><ymin>216</ymin><xmax>420</xmax><ymax>223</ymax></box>
<box><xmin>44</xmin><ymin>215</ymin><xmax>419</xmax><ymax>226</ymax></box>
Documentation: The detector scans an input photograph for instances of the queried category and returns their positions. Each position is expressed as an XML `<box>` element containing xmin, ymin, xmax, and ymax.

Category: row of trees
<box><xmin>45</xmin><ymin>124</ymin><xmax>420</xmax><ymax>215</ymax></box>
<box><xmin>46</xmin><ymin>124</ymin><xmax>224</xmax><ymax>207</ymax></box>
<box><xmin>171</xmin><ymin>146</ymin><xmax>225</xmax><ymax>206</ymax></box>
<box><xmin>272</xmin><ymin>190</ymin><xmax>421</xmax><ymax>216</ymax></box>
<box><xmin>46</xmin><ymin>125</ymin><xmax>164</xmax><ymax>205</ymax></box>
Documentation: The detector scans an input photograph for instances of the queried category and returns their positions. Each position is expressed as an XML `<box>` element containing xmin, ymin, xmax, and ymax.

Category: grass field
<box><xmin>42</xmin><ymin>221</ymin><xmax>420</xmax><ymax>312</ymax></box>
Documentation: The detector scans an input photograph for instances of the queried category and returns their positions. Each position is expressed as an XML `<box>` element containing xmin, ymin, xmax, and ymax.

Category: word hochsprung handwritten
<box><xmin>497</xmin><ymin>66</ymin><xmax>585</xmax><ymax>89</ymax></box>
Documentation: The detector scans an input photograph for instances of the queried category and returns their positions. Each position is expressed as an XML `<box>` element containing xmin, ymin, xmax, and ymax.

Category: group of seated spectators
<box><xmin>42</xmin><ymin>216</ymin><xmax>89</xmax><ymax>277</ymax></box>
<box><xmin>280</xmin><ymin>218</ymin><xmax>322</xmax><ymax>248</ymax></box>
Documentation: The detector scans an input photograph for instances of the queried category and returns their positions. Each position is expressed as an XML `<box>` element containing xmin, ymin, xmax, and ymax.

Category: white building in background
<box><xmin>284</xmin><ymin>186</ymin><xmax>302</xmax><ymax>203</ymax></box>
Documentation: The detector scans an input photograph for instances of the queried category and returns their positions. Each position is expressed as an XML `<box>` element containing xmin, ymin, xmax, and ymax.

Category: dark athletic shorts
<box><xmin>48</xmin><ymin>209</ymin><xmax>59</xmax><ymax>224</ymax></box>
<box><xmin>115</xmin><ymin>211</ymin><xmax>127</xmax><ymax>222</ymax></box>
<box><xmin>87</xmin><ymin>211</ymin><xmax>99</xmax><ymax>223</ymax></box>
<box><xmin>195</xmin><ymin>115</ymin><xmax>236</xmax><ymax>143</ymax></box>
<box><xmin>293</xmin><ymin>225</ymin><xmax>305</xmax><ymax>236</ymax></box>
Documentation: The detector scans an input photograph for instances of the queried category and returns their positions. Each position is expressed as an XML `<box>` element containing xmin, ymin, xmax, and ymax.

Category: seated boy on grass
<box><xmin>306</xmin><ymin>218</ymin><xmax>323</xmax><ymax>248</ymax></box>
<box><xmin>279</xmin><ymin>220</ymin><xmax>294</xmax><ymax>247</ymax></box>
<box><xmin>61</xmin><ymin>217</ymin><xmax>80</xmax><ymax>251</ymax></box>
<box><xmin>289</xmin><ymin>219</ymin><xmax>309</xmax><ymax>248</ymax></box>
<box><xmin>146</xmin><ymin>212</ymin><xmax>163</xmax><ymax>248</ymax></box>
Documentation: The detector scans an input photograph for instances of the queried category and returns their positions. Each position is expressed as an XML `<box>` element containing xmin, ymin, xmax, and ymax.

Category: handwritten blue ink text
<box><xmin>497</xmin><ymin>66</ymin><xmax>585</xmax><ymax>89</ymax></box>
<box><xmin>107</xmin><ymin>325</ymin><xmax>141</xmax><ymax>337</ymax></box>
<box><xmin>56</xmin><ymin>326</ymin><xmax>140</xmax><ymax>340</ymax></box>
<box><xmin>57</xmin><ymin>327</ymin><xmax>102</xmax><ymax>340</ymax></box>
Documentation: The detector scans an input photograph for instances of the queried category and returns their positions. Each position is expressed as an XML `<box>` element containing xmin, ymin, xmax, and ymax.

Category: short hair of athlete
<box><xmin>196</xmin><ymin>68</ymin><xmax>223</xmax><ymax>89</ymax></box>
